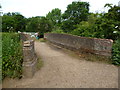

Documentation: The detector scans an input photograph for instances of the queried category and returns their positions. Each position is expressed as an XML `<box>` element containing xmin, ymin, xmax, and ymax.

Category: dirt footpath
<box><xmin>2</xmin><ymin>41</ymin><xmax>118</xmax><ymax>88</ymax></box>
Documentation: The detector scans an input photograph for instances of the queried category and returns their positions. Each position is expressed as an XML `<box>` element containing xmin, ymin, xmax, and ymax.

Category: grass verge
<box><xmin>39</xmin><ymin>38</ymin><xmax>47</xmax><ymax>42</ymax></box>
<box><xmin>48</xmin><ymin>42</ymin><xmax>113</xmax><ymax>64</ymax></box>
<box><xmin>36</xmin><ymin>57</ymin><xmax>43</xmax><ymax>71</ymax></box>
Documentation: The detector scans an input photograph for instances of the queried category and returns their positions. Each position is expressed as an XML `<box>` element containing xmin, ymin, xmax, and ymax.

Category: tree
<box><xmin>94</xmin><ymin>17</ymin><xmax>117</xmax><ymax>39</ymax></box>
<box><xmin>71</xmin><ymin>13</ymin><xmax>97</xmax><ymax>37</ymax></box>
<box><xmin>46</xmin><ymin>8</ymin><xmax>62</xmax><ymax>26</ymax></box>
<box><xmin>97</xmin><ymin>5</ymin><xmax>120</xmax><ymax>40</ymax></box>
<box><xmin>0</xmin><ymin>4</ymin><xmax>2</xmax><ymax>16</ymax></box>
<box><xmin>26</xmin><ymin>17</ymin><xmax>40</xmax><ymax>32</ymax></box>
<box><xmin>46</xmin><ymin>8</ymin><xmax>62</xmax><ymax>31</ymax></box>
<box><xmin>2</xmin><ymin>12</ymin><xmax>26</xmax><ymax>32</ymax></box>
<box><xmin>2</xmin><ymin>14</ymin><xmax>15</xmax><ymax>32</ymax></box>
<box><xmin>26</xmin><ymin>16</ymin><xmax>53</xmax><ymax>35</ymax></box>
<box><xmin>38</xmin><ymin>17</ymin><xmax>53</xmax><ymax>35</ymax></box>
<box><xmin>105</xmin><ymin>5</ymin><xmax>120</xmax><ymax>21</ymax></box>
<box><xmin>104</xmin><ymin>3</ymin><xmax>113</xmax><ymax>9</ymax></box>
<box><xmin>71</xmin><ymin>4</ymin><xmax>120</xmax><ymax>40</ymax></box>
<box><xmin>61</xmin><ymin>1</ymin><xmax>89</xmax><ymax>33</ymax></box>
<box><xmin>13</xmin><ymin>13</ymin><xmax>26</xmax><ymax>32</ymax></box>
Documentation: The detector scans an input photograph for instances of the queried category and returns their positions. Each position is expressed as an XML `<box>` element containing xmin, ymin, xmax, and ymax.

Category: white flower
<box><xmin>113</xmin><ymin>31</ymin><xmax>118</xmax><ymax>33</ymax></box>
<box><xmin>115</xmin><ymin>26</ymin><xmax>118</xmax><ymax>28</ymax></box>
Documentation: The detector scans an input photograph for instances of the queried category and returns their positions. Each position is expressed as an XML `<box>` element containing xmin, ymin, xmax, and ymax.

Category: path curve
<box><xmin>2</xmin><ymin>41</ymin><xmax>118</xmax><ymax>88</ymax></box>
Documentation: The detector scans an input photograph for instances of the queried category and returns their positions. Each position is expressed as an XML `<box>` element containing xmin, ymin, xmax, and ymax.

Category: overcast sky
<box><xmin>1</xmin><ymin>0</ymin><xmax>119</xmax><ymax>18</ymax></box>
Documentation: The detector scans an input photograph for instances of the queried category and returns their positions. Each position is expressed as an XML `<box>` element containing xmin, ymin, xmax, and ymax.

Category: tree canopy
<box><xmin>2</xmin><ymin>12</ymin><xmax>26</xmax><ymax>32</ymax></box>
<box><xmin>26</xmin><ymin>16</ymin><xmax>53</xmax><ymax>35</ymax></box>
<box><xmin>46</xmin><ymin>8</ymin><xmax>62</xmax><ymax>27</ymax></box>
<box><xmin>61</xmin><ymin>1</ymin><xmax>89</xmax><ymax>33</ymax></box>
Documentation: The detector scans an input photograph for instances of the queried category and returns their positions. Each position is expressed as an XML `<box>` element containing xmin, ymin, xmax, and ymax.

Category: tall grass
<box><xmin>2</xmin><ymin>33</ymin><xmax>23</xmax><ymax>79</ymax></box>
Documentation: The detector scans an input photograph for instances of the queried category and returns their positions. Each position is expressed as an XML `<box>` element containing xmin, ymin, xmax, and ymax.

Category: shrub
<box><xmin>112</xmin><ymin>39</ymin><xmax>120</xmax><ymax>65</ymax></box>
<box><xmin>2</xmin><ymin>33</ymin><xmax>23</xmax><ymax>79</ymax></box>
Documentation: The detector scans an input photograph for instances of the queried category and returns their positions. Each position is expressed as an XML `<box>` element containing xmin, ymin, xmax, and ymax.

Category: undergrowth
<box><xmin>112</xmin><ymin>39</ymin><xmax>120</xmax><ymax>66</ymax></box>
<box><xmin>2</xmin><ymin>33</ymin><xmax>23</xmax><ymax>79</ymax></box>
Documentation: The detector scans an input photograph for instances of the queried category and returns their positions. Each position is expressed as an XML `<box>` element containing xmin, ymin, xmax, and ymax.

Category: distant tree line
<box><xmin>2</xmin><ymin>1</ymin><xmax>120</xmax><ymax>40</ymax></box>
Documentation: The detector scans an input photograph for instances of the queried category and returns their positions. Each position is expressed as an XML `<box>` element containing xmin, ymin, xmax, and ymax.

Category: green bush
<box><xmin>2</xmin><ymin>33</ymin><xmax>23</xmax><ymax>79</ymax></box>
<box><xmin>112</xmin><ymin>39</ymin><xmax>120</xmax><ymax>65</ymax></box>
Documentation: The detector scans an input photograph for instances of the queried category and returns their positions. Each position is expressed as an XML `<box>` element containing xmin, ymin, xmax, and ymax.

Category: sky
<box><xmin>0</xmin><ymin>0</ymin><xmax>120</xmax><ymax>18</ymax></box>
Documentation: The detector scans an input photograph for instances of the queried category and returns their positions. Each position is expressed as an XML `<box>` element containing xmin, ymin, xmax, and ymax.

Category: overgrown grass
<box><xmin>35</xmin><ymin>38</ymin><xmax>47</xmax><ymax>42</ymax></box>
<box><xmin>63</xmin><ymin>48</ymin><xmax>112</xmax><ymax>64</ymax></box>
<box><xmin>81</xmin><ymin>53</ymin><xmax>112</xmax><ymax>64</ymax></box>
<box><xmin>2</xmin><ymin>33</ymin><xmax>23</xmax><ymax>79</ymax></box>
<box><xmin>39</xmin><ymin>38</ymin><xmax>47</xmax><ymax>42</ymax></box>
<box><xmin>36</xmin><ymin>57</ymin><xmax>43</xmax><ymax>71</ymax></box>
<box><xmin>48</xmin><ymin>42</ymin><xmax>113</xmax><ymax>64</ymax></box>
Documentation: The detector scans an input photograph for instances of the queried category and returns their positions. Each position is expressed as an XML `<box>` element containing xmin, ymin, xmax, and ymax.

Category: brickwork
<box><xmin>22</xmin><ymin>39</ymin><xmax>38</xmax><ymax>78</ymax></box>
<box><xmin>44</xmin><ymin>33</ymin><xmax>113</xmax><ymax>57</ymax></box>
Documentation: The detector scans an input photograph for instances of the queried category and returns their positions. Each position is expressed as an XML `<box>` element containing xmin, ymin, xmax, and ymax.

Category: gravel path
<box><xmin>2</xmin><ymin>41</ymin><xmax>118</xmax><ymax>88</ymax></box>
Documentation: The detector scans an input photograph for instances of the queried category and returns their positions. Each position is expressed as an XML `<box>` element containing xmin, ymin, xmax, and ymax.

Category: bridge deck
<box><xmin>2</xmin><ymin>41</ymin><xmax>118</xmax><ymax>88</ymax></box>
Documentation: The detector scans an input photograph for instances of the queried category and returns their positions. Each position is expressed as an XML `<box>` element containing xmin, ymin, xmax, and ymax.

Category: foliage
<box><xmin>13</xmin><ymin>14</ymin><xmax>26</xmax><ymax>32</ymax></box>
<box><xmin>102</xmin><ymin>5</ymin><xmax>120</xmax><ymax>40</ymax></box>
<box><xmin>2</xmin><ymin>15</ymin><xmax>15</xmax><ymax>32</ymax></box>
<box><xmin>46</xmin><ymin>8</ymin><xmax>62</xmax><ymax>27</ymax></box>
<box><xmin>61</xmin><ymin>19</ymin><xmax>75</xmax><ymax>33</ymax></box>
<box><xmin>94</xmin><ymin>17</ymin><xmax>117</xmax><ymax>39</ymax></box>
<box><xmin>104</xmin><ymin>5</ymin><xmax>120</xmax><ymax>21</ymax></box>
<box><xmin>2</xmin><ymin>33</ymin><xmax>23</xmax><ymax>79</ymax></box>
<box><xmin>71</xmin><ymin>13</ymin><xmax>97</xmax><ymax>37</ymax></box>
<box><xmin>2</xmin><ymin>12</ymin><xmax>26</xmax><ymax>32</ymax></box>
<box><xmin>26</xmin><ymin>16</ymin><xmax>53</xmax><ymax>35</ymax></box>
<box><xmin>61</xmin><ymin>1</ymin><xmax>89</xmax><ymax>33</ymax></box>
<box><xmin>104</xmin><ymin>3</ymin><xmax>113</xmax><ymax>9</ymax></box>
<box><xmin>70</xmin><ymin>5</ymin><xmax>120</xmax><ymax>40</ymax></box>
<box><xmin>112</xmin><ymin>39</ymin><xmax>120</xmax><ymax>65</ymax></box>
<box><xmin>26</xmin><ymin>17</ymin><xmax>40</xmax><ymax>32</ymax></box>
<box><xmin>38</xmin><ymin>17</ymin><xmax>53</xmax><ymax>35</ymax></box>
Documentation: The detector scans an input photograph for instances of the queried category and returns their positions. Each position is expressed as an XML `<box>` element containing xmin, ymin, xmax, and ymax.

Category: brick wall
<box><xmin>44</xmin><ymin>33</ymin><xmax>113</xmax><ymax>57</ymax></box>
<box><xmin>20</xmin><ymin>33</ymin><xmax>38</xmax><ymax>78</ymax></box>
<box><xmin>22</xmin><ymin>40</ymin><xmax>38</xmax><ymax>78</ymax></box>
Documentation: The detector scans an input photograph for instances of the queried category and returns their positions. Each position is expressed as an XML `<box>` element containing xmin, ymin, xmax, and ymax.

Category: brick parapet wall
<box><xmin>20</xmin><ymin>33</ymin><xmax>38</xmax><ymax>78</ymax></box>
<box><xmin>44</xmin><ymin>33</ymin><xmax>113</xmax><ymax>57</ymax></box>
<box><xmin>22</xmin><ymin>40</ymin><xmax>38</xmax><ymax>78</ymax></box>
